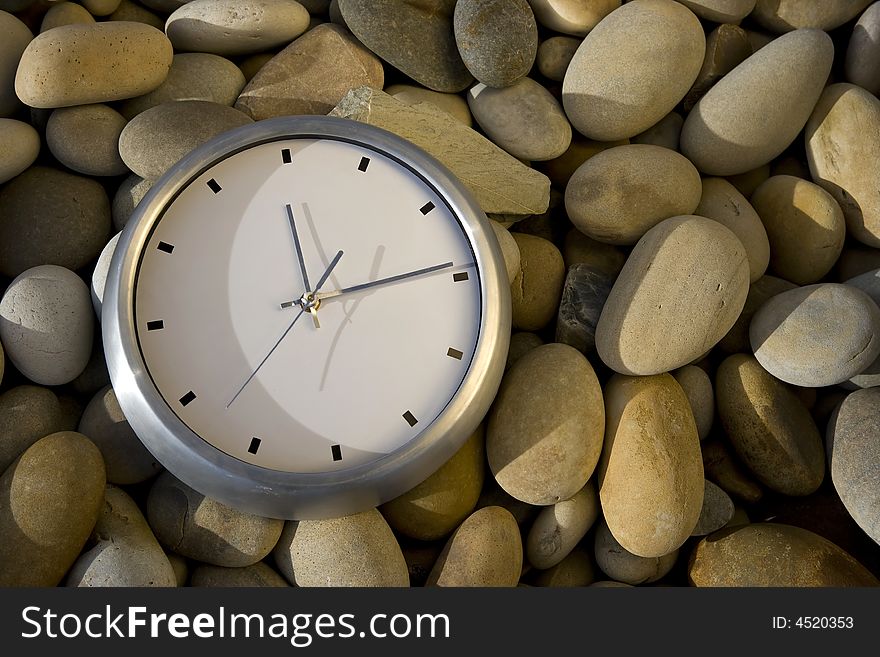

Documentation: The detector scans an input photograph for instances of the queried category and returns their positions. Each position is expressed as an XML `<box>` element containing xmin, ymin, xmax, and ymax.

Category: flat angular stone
<box><xmin>555</xmin><ymin>264</ymin><xmax>615</xmax><ymax>353</ymax></box>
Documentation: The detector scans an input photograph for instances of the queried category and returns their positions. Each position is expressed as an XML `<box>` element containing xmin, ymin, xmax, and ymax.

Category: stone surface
<box><xmin>630</xmin><ymin>111</ymin><xmax>683</xmax><ymax>150</ymax></box>
<box><xmin>525</xmin><ymin>482</ymin><xmax>599</xmax><ymax>569</ymax></box>
<box><xmin>562</xmin><ymin>0</ymin><xmax>705</xmax><ymax>141</ymax></box>
<box><xmin>82</xmin><ymin>0</ymin><xmax>123</xmax><ymax>15</ymax></box>
<box><xmin>505</xmin><ymin>331</ymin><xmax>542</xmax><ymax>371</ymax></box>
<box><xmin>846</xmin><ymin>3</ymin><xmax>880</xmax><ymax>96</ymax></box>
<box><xmin>91</xmin><ymin>232</ymin><xmax>120</xmax><ymax>317</ymax></box>
<box><xmin>112</xmin><ymin>175</ymin><xmax>153</xmax><ymax>231</ymax></box>
<box><xmin>561</xmin><ymin>228</ymin><xmax>626</xmax><ymax>277</ymax></box>
<box><xmin>109</xmin><ymin>0</ymin><xmax>165</xmax><ymax>29</ymax></box>
<box><xmin>672</xmin><ymin>365</ymin><xmax>714</xmax><ymax>441</ymax></box>
<box><xmin>536</xmin><ymin>36</ymin><xmax>580</xmax><ymax>82</ymax></box>
<box><xmin>0</xmin><ymin>118</ymin><xmax>39</xmax><ymax>184</ymax></box>
<box><xmin>0</xmin><ymin>385</ymin><xmax>66</xmax><ymax>473</ymax></box>
<box><xmin>386</xmin><ymin>83</ymin><xmax>472</xmax><ymax>126</ymax></box>
<box><xmin>46</xmin><ymin>104</ymin><xmax>128</xmax><ymax>177</ymax></box>
<box><xmin>536</xmin><ymin>136</ymin><xmax>629</xmax><ymax>189</ymax></box>
<box><xmin>593</xmin><ymin>520</ymin><xmax>678</xmax><ymax>585</ymax></box>
<box><xmin>691</xmin><ymin>480</ymin><xmax>735</xmax><ymax>536</ymax></box>
<box><xmin>527</xmin><ymin>0</ymin><xmax>620</xmax><ymax>37</ymax></box>
<box><xmin>330</xmin><ymin>87</ymin><xmax>549</xmax><ymax>215</ymax></box>
<box><xmin>750</xmin><ymin>283</ymin><xmax>880</xmax><ymax>387</ymax></box>
<box><xmin>490</xmin><ymin>220</ymin><xmax>520</xmax><ymax>283</ymax></box>
<box><xmin>701</xmin><ymin>437</ymin><xmax>764</xmax><ymax>504</ymax></box>
<box><xmin>843</xmin><ymin>268</ymin><xmax>880</xmax><ymax>389</ymax></box>
<box><xmin>40</xmin><ymin>2</ymin><xmax>95</xmax><ymax>32</ymax></box>
<box><xmin>0</xmin><ymin>432</ymin><xmax>105</xmax><ymax>586</ymax></box>
<box><xmin>15</xmin><ymin>22</ymin><xmax>173</xmax><ymax>108</ymax></box>
<box><xmin>752</xmin><ymin>0</ymin><xmax>872</xmax><ymax>33</ymax></box>
<box><xmin>676</xmin><ymin>0</ymin><xmax>756</xmax><ymax>22</ymax></box>
<box><xmin>530</xmin><ymin>547</ymin><xmax>595</xmax><ymax>587</ymax></box>
<box><xmin>509</xmin><ymin>233</ymin><xmax>565</xmax><ymax>331</ymax></box>
<box><xmin>683</xmin><ymin>22</ymin><xmax>752</xmax><ymax>112</ymax></box>
<box><xmin>681</xmin><ymin>29</ymin><xmax>833</xmax><ymax>176</ymax></box>
<box><xmin>555</xmin><ymin>264</ymin><xmax>615</xmax><ymax>354</ymax></box>
<box><xmin>190</xmin><ymin>562</ymin><xmax>289</xmax><ymax>587</ymax></box>
<box><xmin>0</xmin><ymin>11</ymin><xmax>32</xmax><ymax>117</ymax></box>
<box><xmin>718</xmin><ymin>274</ymin><xmax>796</xmax><ymax>353</ymax></box>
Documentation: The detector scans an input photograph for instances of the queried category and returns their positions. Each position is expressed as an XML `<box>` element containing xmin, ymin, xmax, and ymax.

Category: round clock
<box><xmin>102</xmin><ymin>116</ymin><xmax>511</xmax><ymax>520</ymax></box>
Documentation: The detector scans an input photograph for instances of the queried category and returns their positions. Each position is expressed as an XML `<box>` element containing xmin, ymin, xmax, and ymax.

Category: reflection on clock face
<box><xmin>134</xmin><ymin>137</ymin><xmax>482</xmax><ymax>474</ymax></box>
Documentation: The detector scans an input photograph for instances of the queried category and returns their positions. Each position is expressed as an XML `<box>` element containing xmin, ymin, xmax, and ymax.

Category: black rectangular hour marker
<box><xmin>419</xmin><ymin>201</ymin><xmax>435</xmax><ymax>215</ymax></box>
<box><xmin>207</xmin><ymin>178</ymin><xmax>222</xmax><ymax>193</ymax></box>
<box><xmin>447</xmin><ymin>347</ymin><xmax>463</xmax><ymax>360</ymax></box>
<box><xmin>248</xmin><ymin>437</ymin><xmax>261</xmax><ymax>454</ymax></box>
<box><xmin>331</xmin><ymin>444</ymin><xmax>343</xmax><ymax>461</ymax></box>
<box><xmin>403</xmin><ymin>410</ymin><xmax>418</xmax><ymax>427</ymax></box>
<box><xmin>453</xmin><ymin>272</ymin><xmax>469</xmax><ymax>282</ymax></box>
<box><xmin>179</xmin><ymin>391</ymin><xmax>196</xmax><ymax>407</ymax></box>
<box><xmin>157</xmin><ymin>241</ymin><xmax>175</xmax><ymax>254</ymax></box>
<box><xmin>281</xmin><ymin>148</ymin><xmax>292</xmax><ymax>164</ymax></box>
<box><xmin>147</xmin><ymin>320</ymin><xmax>164</xmax><ymax>331</ymax></box>
<box><xmin>358</xmin><ymin>156</ymin><xmax>370</xmax><ymax>172</ymax></box>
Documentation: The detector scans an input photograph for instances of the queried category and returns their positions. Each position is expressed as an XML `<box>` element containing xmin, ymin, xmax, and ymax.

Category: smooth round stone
<box><xmin>166</xmin><ymin>553</ymin><xmax>188</xmax><ymax>586</ymax></box>
<box><xmin>338</xmin><ymin>0</ymin><xmax>472</xmax><ymax>92</ymax></box>
<box><xmin>701</xmin><ymin>437</ymin><xmax>764</xmax><ymax>504</ymax></box>
<box><xmin>0</xmin><ymin>265</ymin><xmax>94</xmax><ymax>386</ymax></box>
<box><xmin>535</xmin><ymin>136</ymin><xmax>629</xmax><ymax>190</ymax></box>
<box><xmin>828</xmin><ymin>388</ymin><xmax>880</xmax><ymax>545</ymax></box>
<box><xmin>681</xmin><ymin>29</ymin><xmax>833</xmax><ymax>176</ymax></box>
<box><xmin>505</xmin><ymin>331</ymin><xmax>542</xmax><ymax>371</ymax></box>
<box><xmin>555</xmin><ymin>263</ymin><xmax>615</xmax><ymax>354</ymax></box>
<box><xmin>530</xmin><ymin>548</ymin><xmax>595</xmax><ymax>587</ymax></box>
<box><xmin>67</xmin><ymin>485</ymin><xmax>176</xmax><ymax>587</ymax></box>
<box><xmin>596</xmin><ymin>216</ymin><xmax>750</xmax><ymax>376</ymax></box>
<box><xmin>751</xmin><ymin>175</ymin><xmax>845</xmax><ymax>285</ymax></box>
<box><xmin>718</xmin><ymin>274</ymin><xmax>796</xmax><ymax>354</ymax></box>
<box><xmin>386</xmin><ymin>83</ymin><xmax>472</xmax><ymax>126</ymax></box>
<box><xmin>82</xmin><ymin>0</ymin><xmax>123</xmax><ymax>15</ymax></box>
<box><xmin>594</xmin><ymin>520</ymin><xmax>678</xmax><ymax>585</ymax></box>
<box><xmin>78</xmin><ymin>385</ymin><xmax>162</xmax><ymax>485</ymax></box>
<box><xmin>468</xmin><ymin>79</ymin><xmax>571</xmax><ymax>161</ymax></box>
<box><xmin>676</xmin><ymin>0</ymin><xmax>755</xmax><ymax>22</ymax></box>
<box><xmin>631</xmin><ymin>111</ymin><xmax>683</xmax><ymax>150</ymax></box>
<box><xmin>238</xmin><ymin>52</ymin><xmax>273</xmax><ymax>83</ymax></box>
<box><xmin>0</xmin><ymin>432</ymin><xmax>105</xmax><ymax>586</ymax></box>
<box><xmin>689</xmin><ymin>523</ymin><xmax>879</xmax><ymax>586</ymax></box>
<box><xmin>109</xmin><ymin>0</ymin><xmax>165</xmax><ymax>29</ymax></box>
<box><xmin>536</xmin><ymin>36</ymin><xmax>580</xmax><ymax>82</ymax></box>
<box><xmin>752</xmin><ymin>0</ymin><xmax>872</xmax><ymax>33</ymax></box>
<box><xmin>235</xmin><ymin>23</ymin><xmax>383</xmax><ymax>120</ymax></box>
<box><xmin>92</xmin><ymin>233</ymin><xmax>120</xmax><ymax>317</ymax></box>
<box><xmin>119</xmin><ymin>53</ymin><xmax>246</xmax><ymax>120</ymax></box>
<box><xmin>509</xmin><ymin>233</ymin><xmax>565</xmax><ymax>331</ymax></box>
<box><xmin>716</xmin><ymin>354</ymin><xmax>825</xmax><ymax>496</ymax></box>
<box><xmin>844</xmin><ymin>269</ymin><xmax>880</xmax><ymax>389</ymax></box>
<box><xmin>381</xmin><ymin>427</ymin><xmax>484</xmax><ymax>541</ymax></box>
<box><xmin>695</xmin><ymin>177</ymin><xmax>769</xmax><ymax>283</ymax></box>
<box><xmin>565</xmin><ymin>144</ymin><xmax>702</xmax><ymax>245</ymax></box>
<box><xmin>41</xmin><ymin>2</ymin><xmax>95</xmax><ymax>32</ymax></box>
<box><xmin>454</xmin><ymin>0</ymin><xmax>537</xmax><ymax>88</ymax></box>
<box><xmin>806</xmin><ymin>84</ymin><xmax>880</xmax><ymax>248</ymax></box>
<box><xmin>490</xmin><ymin>221</ymin><xmax>520</xmax><ymax>284</ymax></box>
<box><xmin>119</xmin><ymin>100</ymin><xmax>252</xmax><ymax>180</ymax></box>
<box><xmin>562</xmin><ymin>228</ymin><xmax>626</xmax><ymax>277</ymax></box>
<box><xmin>15</xmin><ymin>22</ymin><xmax>173</xmax><ymax>108</ymax></box>
<box><xmin>846</xmin><ymin>3</ymin><xmax>880</xmax><ymax>96</ymax></box>
<box><xmin>0</xmin><ymin>385</ymin><xmax>66</xmax><ymax>473</ymax></box>
<box><xmin>427</xmin><ymin>506</ymin><xmax>522</xmax><ymax>587</ymax></box>
<box><xmin>525</xmin><ymin>482</ymin><xmax>599</xmax><ymax>570</ymax></box>
<box><xmin>71</xmin><ymin>338</ymin><xmax>111</xmax><ymax>396</ymax></box>
<box><xmin>166</xmin><ymin>0</ymin><xmax>310</xmax><ymax>56</ymax></box>
<box><xmin>147</xmin><ymin>471</ymin><xmax>284</xmax><ymax>567</ymax></box>
<box><xmin>751</xmin><ymin>283</ymin><xmax>880</xmax><ymax>387</ymax></box>
<box><xmin>562</xmin><ymin>0</ymin><xmax>705</xmax><ymax>141</ymax></box>
<box><xmin>46</xmin><ymin>104</ymin><xmax>128</xmax><ymax>177</ymax></box>
<box><xmin>527</xmin><ymin>0</ymin><xmax>620</xmax><ymax>36</ymax></box>
<box><xmin>599</xmin><ymin>373</ymin><xmax>703</xmax><ymax>558</ymax></box>
<box><xmin>672</xmin><ymin>365</ymin><xmax>714</xmax><ymax>441</ymax></box>
<box><xmin>691</xmin><ymin>480</ymin><xmax>735</xmax><ymax>536</ymax></box>
<box><xmin>0</xmin><ymin>11</ymin><xmax>32</xmax><ymax>117</ymax></box>
<box><xmin>112</xmin><ymin>175</ymin><xmax>153</xmax><ymax>231</ymax></box>
<box><xmin>274</xmin><ymin>508</ymin><xmax>408</xmax><ymax>587</ymax></box>
<box><xmin>191</xmin><ymin>562</ymin><xmax>288</xmax><ymax>587</ymax></box>
<box><xmin>0</xmin><ymin>119</ymin><xmax>39</xmax><ymax>184</ymax></box>
<box><xmin>488</xmin><ymin>343</ymin><xmax>605</xmax><ymax>506</ymax></box>
<box><xmin>728</xmin><ymin>163</ymin><xmax>770</xmax><ymax>198</ymax></box>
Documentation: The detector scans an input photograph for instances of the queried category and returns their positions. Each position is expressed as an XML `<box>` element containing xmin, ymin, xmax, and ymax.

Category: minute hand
<box><xmin>280</xmin><ymin>261</ymin><xmax>454</xmax><ymax>309</ymax></box>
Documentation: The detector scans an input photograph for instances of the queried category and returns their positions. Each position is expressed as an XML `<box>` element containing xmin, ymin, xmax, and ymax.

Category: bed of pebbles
<box><xmin>0</xmin><ymin>0</ymin><xmax>879</xmax><ymax>587</ymax></box>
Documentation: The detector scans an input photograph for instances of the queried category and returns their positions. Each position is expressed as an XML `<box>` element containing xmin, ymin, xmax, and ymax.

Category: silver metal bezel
<box><xmin>102</xmin><ymin>115</ymin><xmax>511</xmax><ymax>520</ymax></box>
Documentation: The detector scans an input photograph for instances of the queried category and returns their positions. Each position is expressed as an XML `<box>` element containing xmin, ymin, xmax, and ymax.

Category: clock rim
<box><xmin>102</xmin><ymin>115</ymin><xmax>511</xmax><ymax>520</ymax></box>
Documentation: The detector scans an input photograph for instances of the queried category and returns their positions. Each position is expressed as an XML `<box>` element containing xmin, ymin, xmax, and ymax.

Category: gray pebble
<box><xmin>594</xmin><ymin>520</ymin><xmax>678</xmax><ymax>585</ymax></box>
<box><xmin>0</xmin><ymin>118</ymin><xmax>40</xmax><ymax>184</ymax></box>
<box><xmin>536</xmin><ymin>36</ymin><xmax>580</xmax><ymax>82</ymax></box>
<box><xmin>46</xmin><ymin>104</ymin><xmax>128</xmax><ymax>177</ymax></box>
<box><xmin>555</xmin><ymin>263</ymin><xmax>615</xmax><ymax>354</ymax></box>
<box><xmin>846</xmin><ymin>3</ymin><xmax>880</xmax><ymax>96</ymax></box>
<box><xmin>91</xmin><ymin>233</ymin><xmax>120</xmax><ymax>318</ymax></box>
<box><xmin>843</xmin><ymin>268</ymin><xmax>880</xmax><ymax>389</ymax></box>
<box><xmin>690</xmin><ymin>480</ymin><xmax>735</xmax><ymax>536</ymax></box>
<box><xmin>631</xmin><ymin>111</ymin><xmax>684</xmax><ymax>151</ymax></box>
<box><xmin>525</xmin><ymin>482</ymin><xmax>599</xmax><ymax>569</ymax></box>
<box><xmin>0</xmin><ymin>385</ymin><xmax>66</xmax><ymax>473</ymax></box>
<box><xmin>0</xmin><ymin>11</ymin><xmax>32</xmax><ymax>117</ymax></box>
<box><xmin>505</xmin><ymin>331</ymin><xmax>543</xmax><ymax>371</ymax></box>
<box><xmin>112</xmin><ymin>175</ymin><xmax>154</xmax><ymax>231</ymax></box>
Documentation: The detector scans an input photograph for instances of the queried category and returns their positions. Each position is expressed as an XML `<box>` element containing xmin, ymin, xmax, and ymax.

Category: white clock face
<box><xmin>134</xmin><ymin>137</ymin><xmax>482</xmax><ymax>474</ymax></box>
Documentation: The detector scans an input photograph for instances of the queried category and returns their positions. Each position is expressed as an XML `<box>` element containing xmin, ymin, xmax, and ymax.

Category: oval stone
<box><xmin>598</xmin><ymin>373</ymin><xmax>704</xmax><ymax>558</ymax></box>
<box><xmin>530</xmin><ymin>547</ymin><xmax>595</xmax><ymax>587</ymax></box>
<box><xmin>487</xmin><ymin>343</ymin><xmax>605</xmax><ymax>506</ymax></box>
<box><xmin>593</xmin><ymin>520</ymin><xmax>678</xmax><ymax>585</ymax></box>
<box><xmin>15</xmin><ymin>22</ymin><xmax>173</xmax><ymax>108</ymax></box>
<box><xmin>843</xmin><ymin>269</ymin><xmax>880</xmax><ymax>389</ymax></box>
<box><xmin>676</xmin><ymin>0</ymin><xmax>755</xmax><ymax>22</ymax></box>
<box><xmin>752</xmin><ymin>0</ymin><xmax>872</xmax><ymax>33</ymax></box>
<box><xmin>46</xmin><ymin>104</ymin><xmax>128</xmax><ymax>177</ymax></box>
<box><xmin>691</xmin><ymin>480</ymin><xmax>735</xmax><ymax>536</ymax></box>
<box><xmin>681</xmin><ymin>29</ymin><xmax>833</xmax><ymax>175</ymax></box>
<box><xmin>631</xmin><ymin>111</ymin><xmax>683</xmax><ymax>150</ymax></box>
<box><xmin>750</xmin><ymin>283</ymin><xmax>880</xmax><ymax>387</ymax></box>
<box><xmin>689</xmin><ymin>523</ymin><xmax>879</xmax><ymax>586</ymax></box>
<box><xmin>718</xmin><ymin>274</ymin><xmax>797</xmax><ymax>354</ymax></box>
<box><xmin>528</xmin><ymin>0</ymin><xmax>620</xmax><ymax>37</ymax></box>
<box><xmin>0</xmin><ymin>118</ymin><xmax>39</xmax><ymax>184</ymax></box>
<box><xmin>0</xmin><ymin>432</ymin><xmax>105</xmax><ymax>586</ymax></box>
<box><xmin>41</xmin><ymin>2</ymin><xmax>95</xmax><ymax>31</ymax></box>
<box><xmin>846</xmin><ymin>3</ymin><xmax>880</xmax><ymax>96</ymax></box>
<box><xmin>509</xmin><ymin>233</ymin><xmax>565</xmax><ymax>331</ymax></box>
<box><xmin>536</xmin><ymin>36</ymin><xmax>579</xmax><ymax>82</ymax></box>
<box><xmin>701</xmin><ymin>437</ymin><xmax>764</xmax><ymax>504</ymax></box>
<box><xmin>562</xmin><ymin>0</ymin><xmax>705</xmax><ymax>141</ymax></box>
<box><xmin>0</xmin><ymin>385</ymin><xmax>66</xmax><ymax>474</ymax></box>
<box><xmin>191</xmin><ymin>562</ymin><xmax>288</xmax><ymax>587</ymax></box>
<box><xmin>109</xmin><ymin>0</ymin><xmax>165</xmax><ymax>29</ymax></box>
<box><xmin>565</xmin><ymin>144</ymin><xmax>702</xmax><ymax>245</ymax></box>
<box><xmin>525</xmin><ymin>482</ymin><xmax>599</xmax><ymax>569</ymax></box>
<box><xmin>92</xmin><ymin>232</ymin><xmax>120</xmax><ymax>316</ymax></box>
<box><xmin>672</xmin><ymin>365</ymin><xmax>714</xmax><ymax>441</ymax></box>
<box><xmin>596</xmin><ymin>216</ymin><xmax>750</xmax><ymax>375</ymax></box>
<box><xmin>112</xmin><ymin>175</ymin><xmax>153</xmax><ymax>231</ymax></box>
<box><xmin>0</xmin><ymin>10</ymin><xmax>32</xmax><ymax>117</ymax></box>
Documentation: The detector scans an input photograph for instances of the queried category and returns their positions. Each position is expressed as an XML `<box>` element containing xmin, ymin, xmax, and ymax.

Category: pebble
<box><xmin>561</xmin><ymin>228</ymin><xmax>626</xmax><ymax>276</ymax></box>
<box><xmin>91</xmin><ymin>233</ymin><xmax>120</xmax><ymax>317</ymax></box>
<box><xmin>681</xmin><ymin>29</ymin><xmax>833</xmax><ymax>176</ymax></box>
<box><xmin>691</xmin><ymin>480</ymin><xmax>735</xmax><ymax>536</ymax></box>
<box><xmin>555</xmin><ymin>264</ymin><xmax>615</xmax><ymax>354</ymax></box>
<box><xmin>109</xmin><ymin>0</ymin><xmax>165</xmax><ymax>30</ymax></box>
<box><xmin>536</xmin><ymin>36</ymin><xmax>580</xmax><ymax>83</ymax></box>
<box><xmin>191</xmin><ymin>562</ymin><xmax>288</xmax><ymax>587</ymax></box>
<box><xmin>718</xmin><ymin>274</ymin><xmax>796</xmax><ymax>353</ymax></box>
<box><xmin>0</xmin><ymin>385</ymin><xmax>66</xmax><ymax>473</ymax></box>
<box><xmin>689</xmin><ymin>523</ymin><xmax>879</xmax><ymax>586</ymax></box>
<box><xmin>71</xmin><ymin>337</ymin><xmax>111</xmax><ymax>396</ymax></box>
<box><xmin>0</xmin><ymin>432</ymin><xmax>105</xmax><ymax>586</ymax></box>
<box><xmin>166</xmin><ymin>553</ymin><xmax>188</xmax><ymax>586</ymax></box>
<box><xmin>676</xmin><ymin>0</ymin><xmax>756</xmax><ymax>23</ymax></box>
<box><xmin>118</xmin><ymin>100</ymin><xmax>253</xmax><ymax>180</ymax></box>
<box><xmin>562</xmin><ymin>0</ymin><xmax>705</xmax><ymax>141</ymax></box>
<box><xmin>683</xmin><ymin>22</ymin><xmax>752</xmax><ymax>112</ymax></box>
<box><xmin>843</xmin><ymin>269</ymin><xmax>880</xmax><ymax>389</ymax></box>
<box><xmin>0</xmin><ymin>118</ymin><xmax>39</xmax><ymax>184</ymax></box>
<box><xmin>527</xmin><ymin>0</ymin><xmax>620</xmax><ymax>37</ymax></box>
<box><xmin>83</xmin><ymin>0</ymin><xmax>123</xmax><ymax>15</ymax></box>
<box><xmin>846</xmin><ymin>3</ymin><xmax>880</xmax><ymax>96</ymax></box>
<box><xmin>672</xmin><ymin>365</ymin><xmax>714</xmax><ymax>441</ymax></box>
<box><xmin>274</xmin><ymin>508</ymin><xmax>409</xmax><ymax>586</ymax></box>
<box><xmin>386</xmin><ymin>83</ymin><xmax>472</xmax><ymax>126</ymax></box>
<box><xmin>15</xmin><ymin>22</ymin><xmax>173</xmax><ymax>108</ymax></box>
<box><xmin>701</xmin><ymin>437</ymin><xmax>764</xmax><ymax>504</ymax></box>
<box><xmin>827</xmin><ymin>388</ymin><xmax>880</xmax><ymax>546</ymax></box>
<box><xmin>66</xmin><ymin>485</ymin><xmax>177</xmax><ymax>587</ymax></box>
<box><xmin>146</xmin><ymin>471</ymin><xmax>284</xmax><ymax>567</ymax></box>
<box><xmin>630</xmin><ymin>111</ymin><xmax>683</xmax><ymax>150</ymax></box>
<box><xmin>0</xmin><ymin>10</ymin><xmax>32</xmax><ymax>117</ymax></box>
<box><xmin>337</xmin><ymin>0</ymin><xmax>472</xmax><ymax>93</ymax></box>
<box><xmin>525</xmin><ymin>482</ymin><xmax>599</xmax><ymax>569</ymax></box>
<box><xmin>40</xmin><ymin>2</ymin><xmax>95</xmax><ymax>32</ymax></box>
<box><xmin>380</xmin><ymin>427</ymin><xmax>484</xmax><ymax>541</ymax></box>
<box><xmin>530</xmin><ymin>548</ymin><xmax>595</xmax><ymax>587</ymax></box>
<box><xmin>0</xmin><ymin>265</ymin><xmax>94</xmax><ymax>386</ymax></box>
<box><xmin>487</xmin><ymin>343</ymin><xmax>604</xmax><ymax>505</ymax></box>
<box><xmin>427</xmin><ymin>506</ymin><xmax>522</xmax><ymax>587</ymax></box>
<box><xmin>599</xmin><ymin>373</ymin><xmax>704</xmax><ymax>558</ymax></box>
<box><xmin>716</xmin><ymin>354</ymin><xmax>825</xmax><ymax>496</ymax></box>
<box><xmin>490</xmin><ymin>221</ymin><xmax>521</xmax><ymax>284</ymax></box>
<box><xmin>112</xmin><ymin>175</ymin><xmax>154</xmax><ymax>231</ymax></box>
<box><xmin>593</xmin><ymin>520</ymin><xmax>678</xmax><ymax>585</ymax></box>
<box><xmin>509</xmin><ymin>233</ymin><xmax>565</xmax><ymax>330</ymax></box>
<box><xmin>505</xmin><ymin>331</ymin><xmax>542</xmax><ymax>371</ymax></box>
<box><xmin>46</xmin><ymin>104</ymin><xmax>129</xmax><ymax>177</ymax></box>
<box><xmin>750</xmin><ymin>283</ymin><xmax>880</xmax><ymax>387</ymax></box>
<box><xmin>166</xmin><ymin>0</ymin><xmax>310</xmax><ymax>56</ymax></box>
<box><xmin>596</xmin><ymin>216</ymin><xmax>750</xmax><ymax>376</ymax></box>
<box><xmin>751</xmin><ymin>0</ymin><xmax>873</xmax><ymax>33</ymax></box>
<box><xmin>454</xmin><ymin>0</ymin><xmax>537</xmax><ymax>88</ymax></box>
<box><xmin>565</xmin><ymin>144</ymin><xmax>702</xmax><ymax>245</ymax></box>
<box><xmin>536</xmin><ymin>136</ymin><xmax>628</xmax><ymax>189</ymax></box>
